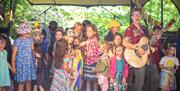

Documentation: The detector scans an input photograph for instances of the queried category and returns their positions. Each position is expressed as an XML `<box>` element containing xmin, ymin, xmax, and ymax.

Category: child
<box><xmin>80</xmin><ymin>24</ymin><xmax>99</xmax><ymax>91</ymax></box>
<box><xmin>32</xmin><ymin>31</ymin><xmax>48</xmax><ymax>91</ymax></box>
<box><xmin>11</xmin><ymin>22</ymin><xmax>37</xmax><ymax>91</ymax></box>
<box><xmin>109</xmin><ymin>45</ymin><xmax>128</xmax><ymax>91</ymax></box>
<box><xmin>0</xmin><ymin>35</ymin><xmax>12</xmax><ymax>91</ymax></box>
<box><xmin>70</xmin><ymin>37</ymin><xmax>84</xmax><ymax>90</ymax></box>
<box><xmin>50</xmin><ymin>39</ymin><xmax>69</xmax><ymax>91</ymax></box>
<box><xmin>108</xmin><ymin>34</ymin><xmax>122</xmax><ymax>58</ymax></box>
<box><xmin>73</xmin><ymin>22</ymin><xmax>83</xmax><ymax>40</ymax></box>
<box><xmin>159</xmin><ymin>44</ymin><xmax>179</xmax><ymax>91</ymax></box>
<box><xmin>92</xmin><ymin>41</ymin><xmax>110</xmax><ymax>91</ymax></box>
<box><xmin>63</xmin><ymin>28</ymin><xmax>75</xmax><ymax>75</ymax></box>
<box><xmin>50</xmin><ymin>28</ymin><xmax>64</xmax><ymax>73</ymax></box>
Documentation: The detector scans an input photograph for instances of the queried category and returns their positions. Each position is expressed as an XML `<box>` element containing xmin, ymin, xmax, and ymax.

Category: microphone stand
<box><xmin>39</xmin><ymin>6</ymin><xmax>52</xmax><ymax>22</ymax></box>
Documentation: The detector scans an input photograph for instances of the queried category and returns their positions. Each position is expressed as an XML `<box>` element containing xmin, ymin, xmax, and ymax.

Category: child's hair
<box><xmin>100</xmin><ymin>41</ymin><xmax>110</xmax><ymax>51</ymax></box>
<box><xmin>165</xmin><ymin>43</ymin><xmax>176</xmax><ymax>56</ymax></box>
<box><xmin>55</xmin><ymin>27</ymin><xmax>64</xmax><ymax>35</ymax></box>
<box><xmin>54</xmin><ymin>39</ymin><xmax>68</xmax><ymax>68</ymax></box>
<box><xmin>114</xmin><ymin>45</ymin><xmax>124</xmax><ymax>55</ymax></box>
<box><xmin>41</xmin><ymin>29</ymin><xmax>47</xmax><ymax>39</ymax></box>
<box><xmin>34</xmin><ymin>44</ymin><xmax>42</xmax><ymax>55</ymax></box>
<box><xmin>0</xmin><ymin>34</ymin><xmax>7</xmax><ymax>45</ymax></box>
<box><xmin>74</xmin><ymin>22</ymin><xmax>82</xmax><ymax>28</ymax></box>
<box><xmin>152</xmin><ymin>26</ymin><xmax>162</xmax><ymax>32</ymax></box>
<box><xmin>86</xmin><ymin>24</ymin><xmax>99</xmax><ymax>40</ymax></box>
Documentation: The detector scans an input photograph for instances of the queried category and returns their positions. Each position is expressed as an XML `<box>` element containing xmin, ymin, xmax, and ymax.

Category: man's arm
<box><xmin>122</xmin><ymin>36</ymin><xmax>136</xmax><ymax>49</ymax></box>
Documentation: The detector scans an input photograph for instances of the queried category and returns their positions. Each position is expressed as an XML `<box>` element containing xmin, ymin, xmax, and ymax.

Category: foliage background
<box><xmin>1</xmin><ymin>0</ymin><xmax>179</xmax><ymax>39</ymax></box>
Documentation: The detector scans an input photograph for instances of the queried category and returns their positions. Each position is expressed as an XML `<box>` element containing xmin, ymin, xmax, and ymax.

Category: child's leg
<box><xmin>86</xmin><ymin>80</ymin><xmax>91</xmax><ymax>91</ymax></box>
<box><xmin>93</xmin><ymin>80</ymin><xmax>98</xmax><ymax>91</ymax></box>
<box><xmin>25</xmin><ymin>81</ymin><xmax>32</xmax><ymax>91</ymax></box>
<box><xmin>18</xmin><ymin>83</ymin><xmax>25</xmax><ymax>91</ymax></box>
<box><xmin>39</xmin><ymin>85</ymin><xmax>44</xmax><ymax>91</ymax></box>
<box><xmin>0</xmin><ymin>87</ymin><xmax>6</xmax><ymax>91</ymax></box>
<box><xmin>101</xmin><ymin>77</ymin><xmax>109</xmax><ymax>91</ymax></box>
<box><xmin>33</xmin><ymin>85</ymin><xmax>37</xmax><ymax>91</ymax></box>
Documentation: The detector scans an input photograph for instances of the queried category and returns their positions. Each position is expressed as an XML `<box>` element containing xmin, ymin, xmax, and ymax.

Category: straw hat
<box><xmin>108</xmin><ymin>20</ymin><xmax>121</xmax><ymax>29</ymax></box>
<box><xmin>17</xmin><ymin>22</ymin><xmax>32</xmax><ymax>34</ymax></box>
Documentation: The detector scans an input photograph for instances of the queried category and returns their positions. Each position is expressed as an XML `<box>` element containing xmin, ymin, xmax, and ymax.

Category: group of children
<box><xmin>0</xmin><ymin>19</ymin><xmax>179</xmax><ymax>91</ymax></box>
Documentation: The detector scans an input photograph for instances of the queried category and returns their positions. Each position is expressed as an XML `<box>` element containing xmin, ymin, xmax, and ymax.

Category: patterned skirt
<box><xmin>83</xmin><ymin>63</ymin><xmax>97</xmax><ymax>80</ymax></box>
<box><xmin>159</xmin><ymin>71</ymin><xmax>176</xmax><ymax>90</ymax></box>
<box><xmin>50</xmin><ymin>68</ymin><xmax>70</xmax><ymax>91</ymax></box>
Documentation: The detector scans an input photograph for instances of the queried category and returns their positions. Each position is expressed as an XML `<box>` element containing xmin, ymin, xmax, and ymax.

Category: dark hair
<box><xmin>114</xmin><ymin>45</ymin><xmax>124</xmax><ymax>55</ymax></box>
<box><xmin>82</xmin><ymin>20</ymin><xmax>91</xmax><ymax>27</ymax></box>
<box><xmin>0</xmin><ymin>34</ymin><xmax>7</xmax><ymax>44</ymax></box>
<box><xmin>55</xmin><ymin>27</ymin><xmax>64</xmax><ymax>35</ymax></box>
<box><xmin>152</xmin><ymin>26</ymin><xmax>162</xmax><ymax>31</ymax></box>
<box><xmin>41</xmin><ymin>29</ymin><xmax>47</xmax><ymax>39</ymax></box>
<box><xmin>54</xmin><ymin>39</ymin><xmax>68</xmax><ymax>69</ymax></box>
<box><xmin>34</xmin><ymin>44</ymin><xmax>42</xmax><ymax>55</ymax></box>
<box><xmin>86</xmin><ymin>24</ymin><xmax>99</xmax><ymax>40</ymax></box>
<box><xmin>131</xmin><ymin>7</ymin><xmax>142</xmax><ymax>16</ymax></box>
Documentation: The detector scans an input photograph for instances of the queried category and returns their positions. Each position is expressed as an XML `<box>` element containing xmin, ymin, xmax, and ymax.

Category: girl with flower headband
<box><xmin>11</xmin><ymin>22</ymin><xmax>37</xmax><ymax>91</ymax></box>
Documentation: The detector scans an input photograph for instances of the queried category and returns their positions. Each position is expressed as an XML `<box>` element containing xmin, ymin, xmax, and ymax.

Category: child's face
<box><xmin>0</xmin><ymin>40</ymin><xmax>6</xmax><ymax>51</ymax></box>
<box><xmin>55</xmin><ymin>31</ymin><xmax>63</xmax><ymax>41</ymax></box>
<box><xmin>24</xmin><ymin>32</ymin><xmax>31</xmax><ymax>38</ymax></box>
<box><xmin>67</xmin><ymin>36</ymin><xmax>74</xmax><ymax>44</ymax></box>
<box><xmin>73</xmin><ymin>39</ymin><xmax>80</xmax><ymax>46</ymax></box>
<box><xmin>100</xmin><ymin>43</ymin><xmax>108</xmax><ymax>53</ymax></box>
<box><xmin>86</xmin><ymin>27</ymin><xmax>96</xmax><ymax>38</ymax></box>
<box><xmin>152</xmin><ymin>30</ymin><xmax>161</xmax><ymax>39</ymax></box>
<box><xmin>114</xmin><ymin>35</ymin><xmax>121</xmax><ymax>45</ymax></box>
<box><xmin>33</xmin><ymin>33</ymin><xmax>41</xmax><ymax>43</ymax></box>
<box><xmin>115</xmin><ymin>46</ymin><xmax>123</xmax><ymax>56</ymax></box>
<box><xmin>168</xmin><ymin>47</ymin><xmax>176</xmax><ymax>56</ymax></box>
<box><xmin>111</xmin><ymin>26</ymin><xmax>120</xmax><ymax>33</ymax></box>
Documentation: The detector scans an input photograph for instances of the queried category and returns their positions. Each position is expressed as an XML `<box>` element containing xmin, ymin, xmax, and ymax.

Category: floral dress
<box><xmin>14</xmin><ymin>37</ymin><xmax>37</xmax><ymax>82</ymax></box>
<box><xmin>84</xmin><ymin>37</ymin><xmax>99</xmax><ymax>80</ymax></box>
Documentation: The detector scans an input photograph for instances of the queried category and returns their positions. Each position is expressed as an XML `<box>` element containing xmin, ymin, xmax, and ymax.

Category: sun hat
<box><xmin>108</xmin><ymin>20</ymin><xmax>121</xmax><ymax>29</ymax></box>
<box><xmin>17</xmin><ymin>22</ymin><xmax>32</xmax><ymax>34</ymax></box>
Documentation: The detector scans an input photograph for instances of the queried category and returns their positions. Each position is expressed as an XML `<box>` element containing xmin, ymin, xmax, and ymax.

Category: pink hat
<box><xmin>17</xmin><ymin>22</ymin><xmax>32</xmax><ymax>34</ymax></box>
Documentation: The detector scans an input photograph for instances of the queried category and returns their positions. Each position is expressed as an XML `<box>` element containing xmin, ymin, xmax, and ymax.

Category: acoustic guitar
<box><xmin>124</xmin><ymin>37</ymin><xmax>155</xmax><ymax>68</ymax></box>
<box><xmin>124</xmin><ymin>19</ymin><xmax>176</xmax><ymax>68</ymax></box>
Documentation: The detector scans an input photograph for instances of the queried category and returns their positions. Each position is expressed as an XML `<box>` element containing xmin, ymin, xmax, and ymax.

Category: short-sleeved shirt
<box><xmin>124</xmin><ymin>24</ymin><xmax>148</xmax><ymax>44</ymax></box>
<box><xmin>159</xmin><ymin>56</ymin><xmax>179</xmax><ymax>68</ymax></box>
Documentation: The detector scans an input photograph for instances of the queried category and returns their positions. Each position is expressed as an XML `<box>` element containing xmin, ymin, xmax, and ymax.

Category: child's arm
<box><xmin>11</xmin><ymin>46</ymin><xmax>18</xmax><ymax>74</ymax></box>
<box><xmin>7</xmin><ymin>62</ymin><xmax>12</xmax><ymax>71</ymax></box>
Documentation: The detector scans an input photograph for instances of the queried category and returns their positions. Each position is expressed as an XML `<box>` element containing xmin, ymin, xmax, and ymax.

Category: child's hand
<box><xmin>110</xmin><ymin>78</ymin><xmax>114</xmax><ymax>83</ymax></box>
<box><xmin>92</xmin><ymin>68</ymin><xmax>96</xmax><ymax>73</ymax></box>
<box><xmin>122</xmin><ymin>78</ymin><xmax>126</xmax><ymax>84</ymax></box>
<box><xmin>12</xmin><ymin>68</ymin><xmax>17</xmax><ymax>74</ymax></box>
<box><xmin>79</xmin><ymin>41</ymin><xmax>87</xmax><ymax>47</ymax></box>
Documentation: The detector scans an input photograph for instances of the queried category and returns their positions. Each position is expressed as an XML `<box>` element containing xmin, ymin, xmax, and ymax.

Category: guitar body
<box><xmin>124</xmin><ymin>37</ymin><xmax>149</xmax><ymax>68</ymax></box>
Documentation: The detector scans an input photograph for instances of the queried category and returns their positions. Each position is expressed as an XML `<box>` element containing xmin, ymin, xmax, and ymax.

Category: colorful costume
<box><xmin>71</xmin><ymin>49</ymin><xmax>83</xmax><ymax>91</ymax></box>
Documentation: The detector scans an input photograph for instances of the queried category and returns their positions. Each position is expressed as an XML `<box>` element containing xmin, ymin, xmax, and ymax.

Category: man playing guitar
<box><xmin>123</xmin><ymin>7</ymin><xmax>149</xmax><ymax>91</ymax></box>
